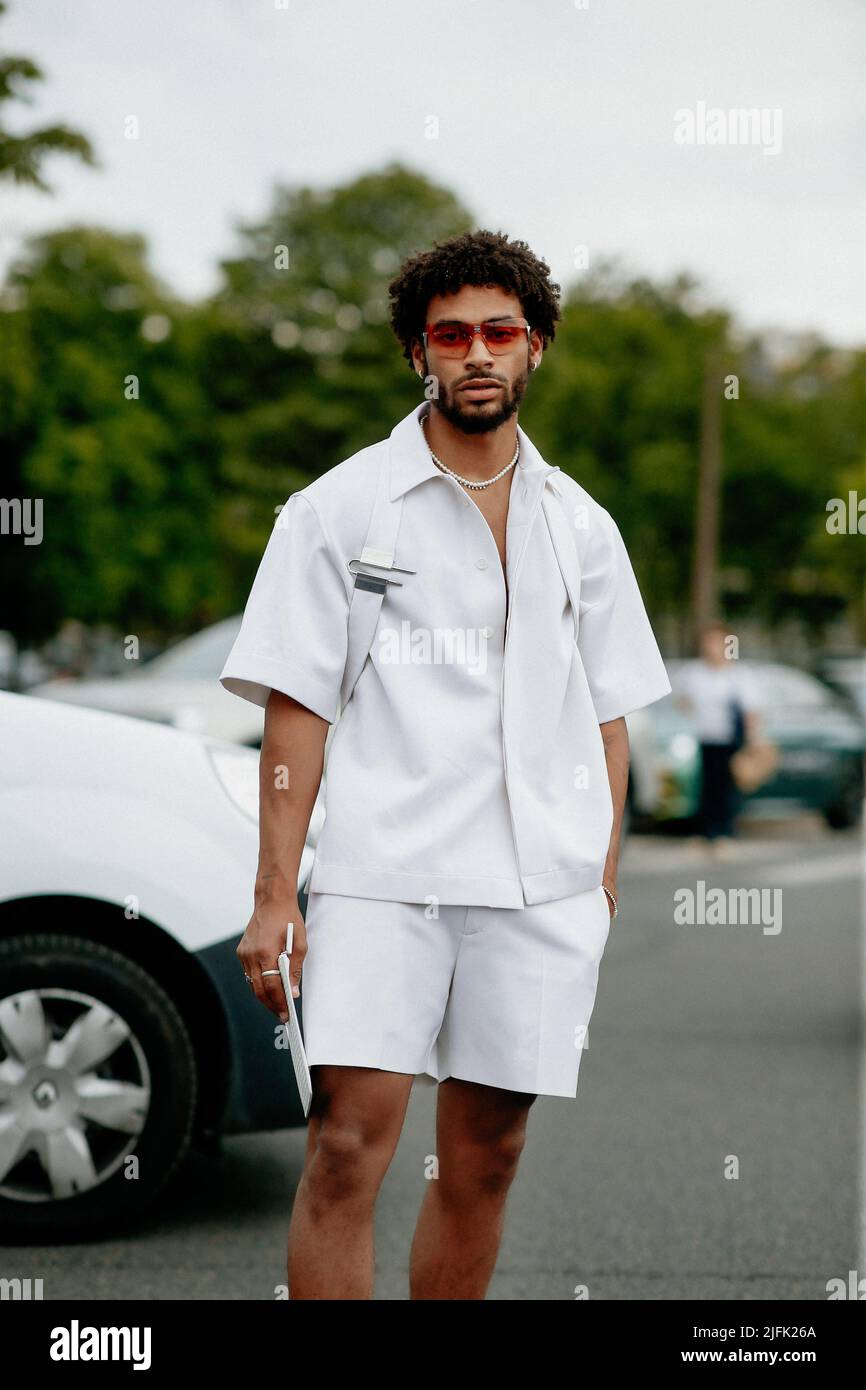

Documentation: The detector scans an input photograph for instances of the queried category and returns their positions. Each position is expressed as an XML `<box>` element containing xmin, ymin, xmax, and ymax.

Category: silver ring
<box><xmin>261</xmin><ymin>969</ymin><xmax>281</xmax><ymax>977</ymax></box>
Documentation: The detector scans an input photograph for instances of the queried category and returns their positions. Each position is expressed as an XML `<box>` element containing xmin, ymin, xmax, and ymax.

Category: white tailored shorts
<box><xmin>299</xmin><ymin>884</ymin><xmax>613</xmax><ymax>1099</ymax></box>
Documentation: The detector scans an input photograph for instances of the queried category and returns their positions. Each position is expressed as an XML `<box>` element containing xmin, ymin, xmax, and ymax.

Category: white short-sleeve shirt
<box><xmin>220</xmin><ymin>402</ymin><xmax>672</xmax><ymax>907</ymax></box>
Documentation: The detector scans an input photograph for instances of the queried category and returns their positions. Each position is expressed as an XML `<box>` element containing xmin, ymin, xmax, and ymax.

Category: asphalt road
<box><xmin>4</xmin><ymin>818</ymin><xmax>863</xmax><ymax>1301</ymax></box>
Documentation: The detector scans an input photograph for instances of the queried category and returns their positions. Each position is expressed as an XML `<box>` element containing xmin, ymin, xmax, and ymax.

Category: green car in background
<box><xmin>639</xmin><ymin>659</ymin><xmax>865</xmax><ymax>831</ymax></box>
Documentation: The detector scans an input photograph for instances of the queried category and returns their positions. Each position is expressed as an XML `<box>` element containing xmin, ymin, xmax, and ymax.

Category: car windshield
<box><xmin>141</xmin><ymin>616</ymin><xmax>243</xmax><ymax>679</ymax></box>
<box><xmin>749</xmin><ymin>663</ymin><xmax>833</xmax><ymax>709</ymax></box>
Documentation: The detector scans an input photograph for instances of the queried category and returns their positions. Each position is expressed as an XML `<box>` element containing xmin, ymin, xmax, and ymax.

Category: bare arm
<box><xmin>743</xmin><ymin>709</ymin><xmax>762</xmax><ymax>744</ymax></box>
<box><xmin>236</xmin><ymin>689</ymin><xmax>329</xmax><ymax>1019</ymax></box>
<box><xmin>599</xmin><ymin>715</ymin><xmax>629</xmax><ymax>917</ymax></box>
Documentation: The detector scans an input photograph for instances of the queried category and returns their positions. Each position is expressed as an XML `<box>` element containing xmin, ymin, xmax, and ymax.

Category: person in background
<box><xmin>676</xmin><ymin>620</ymin><xmax>762</xmax><ymax>855</ymax></box>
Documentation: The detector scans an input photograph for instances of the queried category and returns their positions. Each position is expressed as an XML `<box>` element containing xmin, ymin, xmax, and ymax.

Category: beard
<box><xmin>428</xmin><ymin>367</ymin><xmax>529</xmax><ymax>435</ymax></box>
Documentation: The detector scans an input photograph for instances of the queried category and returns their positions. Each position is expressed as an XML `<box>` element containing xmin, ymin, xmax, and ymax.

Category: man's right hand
<box><xmin>237</xmin><ymin>894</ymin><xmax>307</xmax><ymax>1022</ymax></box>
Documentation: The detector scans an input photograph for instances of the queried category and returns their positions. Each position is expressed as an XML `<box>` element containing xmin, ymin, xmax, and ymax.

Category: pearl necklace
<box><xmin>422</xmin><ymin>414</ymin><xmax>519</xmax><ymax>491</ymax></box>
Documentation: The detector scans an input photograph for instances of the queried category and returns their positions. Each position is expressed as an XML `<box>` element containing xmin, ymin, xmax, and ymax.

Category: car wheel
<box><xmin>824</xmin><ymin>775</ymin><xmax>864</xmax><ymax>829</ymax></box>
<box><xmin>0</xmin><ymin>933</ymin><xmax>197</xmax><ymax>1240</ymax></box>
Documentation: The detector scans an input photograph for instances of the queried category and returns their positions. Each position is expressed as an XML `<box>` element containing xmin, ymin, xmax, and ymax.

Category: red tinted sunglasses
<box><xmin>422</xmin><ymin>319</ymin><xmax>531</xmax><ymax>357</ymax></box>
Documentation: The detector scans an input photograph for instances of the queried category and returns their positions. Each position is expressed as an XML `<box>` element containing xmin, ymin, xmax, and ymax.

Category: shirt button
<box><xmin>475</xmin><ymin>557</ymin><xmax>488</xmax><ymax>570</ymax></box>
<box><xmin>481</xmin><ymin>626</ymin><xmax>493</xmax><ymax>638</ymax></box>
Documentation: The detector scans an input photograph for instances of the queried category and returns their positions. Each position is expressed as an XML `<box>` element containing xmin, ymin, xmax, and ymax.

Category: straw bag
<box><xmin>730</xmin><ymin>740</ymin><xmax>779</xmax><ymax>794</ymax></box>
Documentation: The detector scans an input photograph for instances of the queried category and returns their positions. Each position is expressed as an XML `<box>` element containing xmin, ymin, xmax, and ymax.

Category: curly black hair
<box><xmin>387</xmin><ymin>229</ymin><xmax>562</xmax><ymax>370</ymax></box>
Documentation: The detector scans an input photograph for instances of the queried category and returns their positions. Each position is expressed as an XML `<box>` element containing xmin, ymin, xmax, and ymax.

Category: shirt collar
<box><xmin>387</xmin><ymin>401</ymin><xmax>563</xmax><ymax>502</ymax></box>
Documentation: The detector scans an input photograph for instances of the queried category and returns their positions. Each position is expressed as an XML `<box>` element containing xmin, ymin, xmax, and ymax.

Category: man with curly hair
<box><xmin>221</xmin><ymin>229</ymin><xmax>671</xmax><ymax>1299</ymax></box>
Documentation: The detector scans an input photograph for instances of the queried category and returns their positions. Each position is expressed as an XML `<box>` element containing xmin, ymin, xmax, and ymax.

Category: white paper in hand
<box><xmin>278</xmin><ymin>920</ymin><xmax>312</xmax><ymax>1117</ymax></box>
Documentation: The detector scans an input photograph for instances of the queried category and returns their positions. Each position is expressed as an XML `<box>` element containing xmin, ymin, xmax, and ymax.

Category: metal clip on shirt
<box><xmin>347</xmin><ymin>553</ymin><xmax>416</xmax><ymax>595</ymax></box>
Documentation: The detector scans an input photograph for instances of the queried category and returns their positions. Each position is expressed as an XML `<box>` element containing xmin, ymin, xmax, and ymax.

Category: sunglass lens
<box><xmin>428</xmin><ymin>324</ymin><xmax>473</xmax><ymax>354</ymax></box>
<box><xmin>481</xmin><ymin>323</ymin><xmax>524</xmax><ymax>350</ymax></box>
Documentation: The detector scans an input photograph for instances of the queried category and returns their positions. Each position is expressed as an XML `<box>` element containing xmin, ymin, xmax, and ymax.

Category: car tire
<box><xmin>824</xmin><ymin>789</ymin><xmax>863</xmax><ymax>830</ymax></box>
<box><xmin>824</xmin><ymin>764</ymin><xmax>864</xmax><ymax>830</ymax></box>
<box><xmin>0</xmin><ymin>932</ymin><xmax>197</xmax><ymax>1241</ymax></box>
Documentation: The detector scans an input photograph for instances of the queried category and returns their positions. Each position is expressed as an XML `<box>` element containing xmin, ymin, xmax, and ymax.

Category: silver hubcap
<box><xmin>0</xmin><ymin>988</ymin><xmax>151</xmax><ymax>1202</ymax></box>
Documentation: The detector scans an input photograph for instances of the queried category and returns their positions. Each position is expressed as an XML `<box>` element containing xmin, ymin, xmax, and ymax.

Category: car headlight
<box><xmin>206</xmin><ymin>743</ymin><xmax>259</xmax><ymax>823</ymax></box>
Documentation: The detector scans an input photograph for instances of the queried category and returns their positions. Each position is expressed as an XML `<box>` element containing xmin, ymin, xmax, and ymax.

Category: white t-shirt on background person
<box><xmin>676</xmin><ymin>660</ymin><xmax>761</xmax><ymax>745</ymax></box>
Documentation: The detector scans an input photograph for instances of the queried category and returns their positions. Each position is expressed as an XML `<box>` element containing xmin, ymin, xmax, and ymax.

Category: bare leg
<box><xmin>287</xmin><ymin>1064</ymin><xmax>415</xmax><ymax>1299</ymax></box>
<box><xmin>409</xmin><ymin>1077</ymin><xmax>536</xmax><ymax>1300</ymax></box>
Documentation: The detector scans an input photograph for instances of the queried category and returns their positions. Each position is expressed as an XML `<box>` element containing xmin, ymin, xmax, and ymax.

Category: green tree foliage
<box><xmin>525</xmin><ymin>264</ymin><xmax>865</xmax><ymax>643</ymax></box>
<box><xmin>2</xmin><ymin>164</ymin><xmax>863</xmax><ymax>648</ymax></box>
<box><xmin>723</xmin><ymin>337</ymin><xmax>865</xmax><ymax>633</ymax></box>
<box><xmin>0</xmin><ymin>1</ymin><xmax>96</xmax><ymax>190</ymax></box>
<box><xmin>1</xmin><ymin>228</ymin><xmax>217</xmax><ymax>637</ymax></box>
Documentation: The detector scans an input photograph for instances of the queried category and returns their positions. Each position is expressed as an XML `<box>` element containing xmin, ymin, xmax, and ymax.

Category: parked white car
<box><xmin>29</xmin><ymin>616</ymin><xmax>263</xmax><ymax>745</ymax></box>
<box><xmin>29</xmin><ymin>616</ymin><xmax>666</xmax><ymax>831</ymax></box>
<box><xmin>0</xmin><ymin>692</ymin><xmax>321</xmax><ymax>1239</ymax></box>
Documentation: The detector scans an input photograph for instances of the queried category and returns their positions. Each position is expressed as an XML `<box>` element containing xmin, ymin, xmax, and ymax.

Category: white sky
<box><xmin>3</xmin><ymin>0</ymin><xmax>864</xmax><ymax>343</ymax></box>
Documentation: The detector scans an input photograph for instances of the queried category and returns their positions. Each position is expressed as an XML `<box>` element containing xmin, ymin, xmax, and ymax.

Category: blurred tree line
<box><xmin>1</xmin><ymin>161</ymin><xmax>864</xmax><ymax>650</ymax></box>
